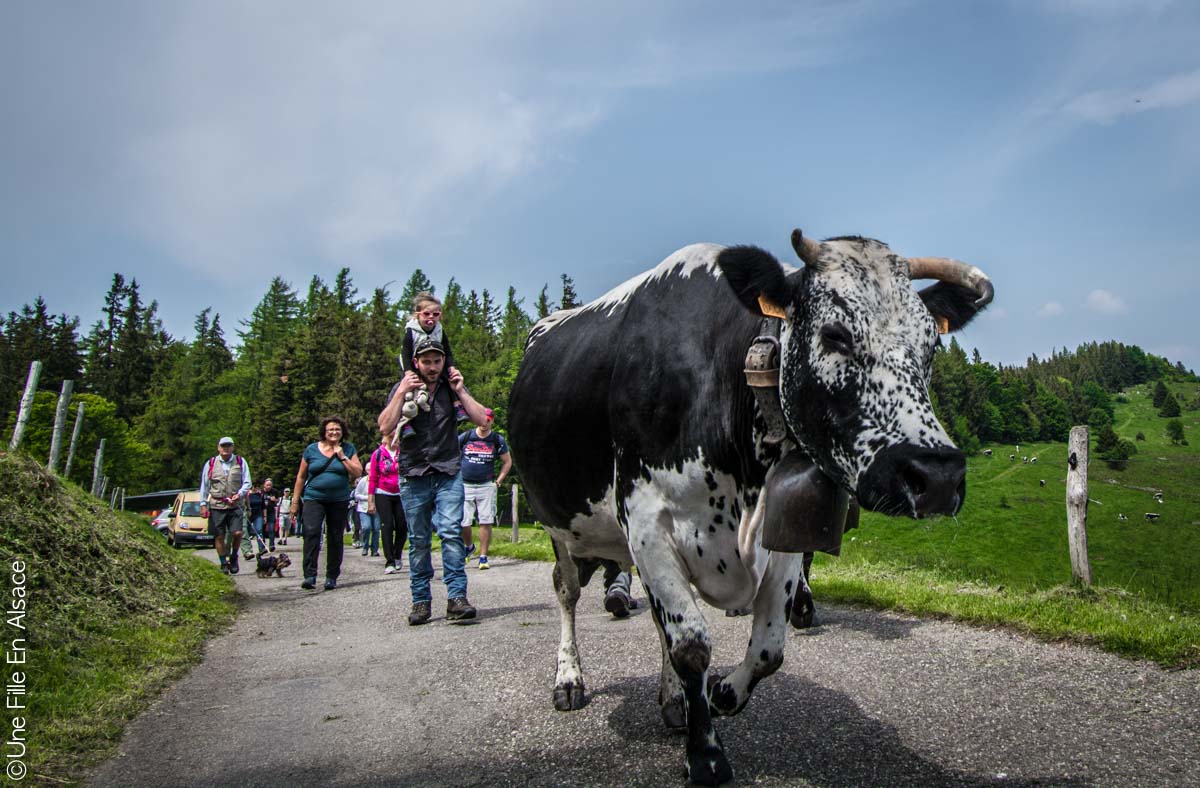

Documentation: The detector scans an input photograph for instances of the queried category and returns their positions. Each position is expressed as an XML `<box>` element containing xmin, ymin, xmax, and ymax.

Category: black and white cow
<box><xmin>508</xmin><ymin>229</ymin><xmax>992</xmax><ymax>785</ymax></box>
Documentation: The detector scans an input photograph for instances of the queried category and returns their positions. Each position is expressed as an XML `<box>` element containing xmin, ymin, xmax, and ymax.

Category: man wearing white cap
<box><xmin>200</xmin><ymin>436</ymin><xmax>252</xmax><ymax>574</ymax></box>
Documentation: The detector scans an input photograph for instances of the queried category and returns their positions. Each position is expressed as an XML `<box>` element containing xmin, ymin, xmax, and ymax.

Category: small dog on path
<box><xmin>256</xmin><ymin>552</ymin><xmax>292</xmax><ymax>578</ymax></box>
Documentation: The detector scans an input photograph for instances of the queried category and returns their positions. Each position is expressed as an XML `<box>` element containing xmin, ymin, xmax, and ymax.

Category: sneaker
<box><xmin>454</xmin><ymin>402</ymin><xmax>469</xmax><ymax>423</ymax></box>
<box><xmin>478</xmin><ymin>555</ymin><xmax>489</xmax><ymax>570</ymax></box>
<box><xmin>446</xmin><ymin>597</ymin><xmax>477</xmax><ymax>622</ymax></box>
<box><xmin>604</xmin><ymin>587</ymin><xmax>632</xmax><ymax>619</ymax></box>
<box><xmin>300</xmin><ymin>577</ymin><xmax>316</xmax><ymax>590</ymax></box>
<box><xmin>384</xmin><ymin>564</ymin><xmax>397</xmax><ymax>575</ymax></box>
<box><xmin>400</xmin><ymin>423</ymin><xmax>417</xmax><ymax>443</ymax></box>
<box><xmin>324</xmin><ymin>578</ymin><xmax>337</xmax><ymax>591</ymax></box>
<box><xmin>408</xmin><ymin>601</ymin><xmax>431</xmax><ymax>626</ymax></box>
<box><xmin>352</xmin><ymin>541</ymin><xmax>362</xmax><ymax>548</ymax></box>
<box><xmin>228</xmin><ymin>554</ymin><xmax>240</xmax><ymax>575</ymax></box>
<box><xmin>220</xmin><ymin>562</ymin><xmax>230</xmax><ymax>574</ymax></box>
<box><xmin>361</xmin><ymin>550</ymin><xmax>368</xmax><ymax>556</ymax></box>
<box><xmin>464</xmin><ymin>543</ymin><xmax>477</xmax><ymax>562</ymax></box>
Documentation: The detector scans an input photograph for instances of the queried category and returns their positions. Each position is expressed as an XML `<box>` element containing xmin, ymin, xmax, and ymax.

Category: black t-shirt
<box><xmin>247</xmin><ymin>490</ymin><xmax>264</xmax><ymax>516</ymax></box>
<box><xmin>263</xmin><ymin>491</ymin><xmax>280</xmax><ymax>519</ymax></box>
<box><xmin>387</xmin><ymin>380</ymin><xmax>462</xmax><ymax>477</ymax></box>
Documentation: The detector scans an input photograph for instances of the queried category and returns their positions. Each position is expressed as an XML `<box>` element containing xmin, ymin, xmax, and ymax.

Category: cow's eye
<box><xmin>819</xmin><ymin>322</ymin><xmax>855</xmax><ymax>356</ymax></box>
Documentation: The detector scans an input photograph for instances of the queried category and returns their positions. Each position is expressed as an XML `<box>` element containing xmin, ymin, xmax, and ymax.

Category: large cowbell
<box><xmin>761</xmin><ymin>452</ymin><xmax>859</xmax><ymax>554</ymax></box>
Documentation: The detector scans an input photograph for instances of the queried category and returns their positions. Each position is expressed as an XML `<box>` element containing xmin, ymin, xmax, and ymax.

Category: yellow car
<box><xmin>167</xmin><ymin>490</ymin><xmax>215</xmax><ymax>549</ymax></box>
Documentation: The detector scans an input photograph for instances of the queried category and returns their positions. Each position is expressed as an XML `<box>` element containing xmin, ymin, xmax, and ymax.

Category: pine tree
<box><xmin>399</xmin><ymin>269</ymin><xmax>436</xmax><ymax>315</ymax></box>
<box><xmin>1165</xmin><ymin>419</ymin><xmax>1186</xmax><ymax>445</ymax></box>
<box><xmin>1153</xmin><ymin>380</ymin><xmax>1169</xmax><ymax>408</ymax></box>
<box><xmin>535</xmin><ymin>285</ymin><xmax>553</xmax><ymax>319</ymax></box>
<box><xmin>560</xmin><ymin>274</ymin><xmax>579</xmax><ymax>310</ymax></box>
<box><xmin>1159</xmin><ymin>392</ymin><xmax>1181</xmax><ymax>418</ymax></box>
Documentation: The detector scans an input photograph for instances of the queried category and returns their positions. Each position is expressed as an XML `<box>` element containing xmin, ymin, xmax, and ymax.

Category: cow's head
<box><xmin>718</xmin><ymin>230</ymin><xmax>993</xmax><ymax>518</ymax></box>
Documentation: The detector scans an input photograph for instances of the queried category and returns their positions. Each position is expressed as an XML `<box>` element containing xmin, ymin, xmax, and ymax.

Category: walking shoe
<box><xmin>384</xmin><ymin>564</ymin><xmax>397</xmax><ymax>575</ymax></box>
<box><xmin>446</xmin><ymin>597</ymin><xmax>477</xmax><ymax>622</ymax></box>
<box><xmin>300</xmin><ymin>577</ymin><xmax>316</xmax><ymax>590</ymax></box>
<box><xmin>464</xmin><ymin>543</ymin><xmax>477</xmax><ymax>562</ymax></box>
<box><xmin>361</xmin><ymin>550</ymin><xmax>368</xmax><ymax>556</ymax></box>
<box><xmin>220</xmin><ymin>562</ymin><xmax>230</xmax><ymax>574</ymax></box>
<box><xmin>352</xmin><ymin>541</ymin><xmax>362</xmax><ymax>548</ymax></box>
<box><xmin>324</xmin><ymin>578</ymin><xmax>337</xmax><ymax>591</ymax></box>
<box><xmin>478</xmin><ymin>555</ymin><xmax>489</xmax><ymax>570</ymax></box>
<box><xmin>408</xmin><ymin>601</ymin><xmax>431</xmax><ymax>626</ymax></box>
<box><xmin>454</xmin><ymin>402</ymin><xmax>469</xmax><ymax>423</ymax></box>
<box><xmin>228</xmin><ymin>554</ymin><xmax>240</xmax><ymax>575</ymax></box>
<box><xmin>400</xmin><ymin>423</ymin><xmax>417</xmax><ymax>443</ymax></box>
<box><xmin>604</xmin><ymin>587</ymin><xmax>632</xmax><ymax>619</ymax></box>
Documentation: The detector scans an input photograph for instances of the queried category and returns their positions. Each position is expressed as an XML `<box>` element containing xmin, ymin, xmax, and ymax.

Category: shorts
<box><xmin>208</xmin><ymin>507</ymin><xmax>244</xmax><ymax>538</ymax></box>
<box><xmin>462</xmin><ymin>481</ymin><xmax>497</xmax><ymax>526</ymax></box>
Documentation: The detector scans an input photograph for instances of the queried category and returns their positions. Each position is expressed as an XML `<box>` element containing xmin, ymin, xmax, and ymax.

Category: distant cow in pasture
<box><xmin>510</xmin><ymin>228</ymin><xmax>994</xmax><ymax>785</ymax></box>
<box><xmin>982</xmin><ymin>449</ymin><xmax>993</xmax><ymax>457</ymax></box>
<box><xmin>1118</xmin><ymin>513</ymin><xmax>1128</xmax><ymax>522</ymax></box>
<box><xmin>1009</xmin><ymin>454</ymin><xmax>1015</xmax><ymax>460</ymax></box>
<box><xmin>1153</xmin><ymin>492</ymin><xmax>1164</xmax><ymax>503</ymax></box>
<box><xmin>1145</xmin><ymin>513</ymin><xmax>1161</xmax><ymax>521</ymax></box>
<box><xmin>1039</xmin><ymin>479</ymin><xmax>1046</xmax><ymax>487</ymax></box>
<box><xmin>1030</xmin><ymin>456</ymin><xmax>1037</xmax><ymax>464</ymax></box>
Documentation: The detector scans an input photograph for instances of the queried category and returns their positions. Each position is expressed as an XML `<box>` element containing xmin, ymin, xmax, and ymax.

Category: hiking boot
<box><xmin>301</xmin><ymin>577</ymin><xmax>316</xmax><ymax>590</ymax></box>
<box><xmin>228</xmin><ymin>554</ymin><xmax>240</xmax><ymax>575</ymax></box>
<box><xmin>446</xmin><ymin>597</ymin><xmax>477</xmax><ymax>622</ymax></box>
<box><xmin>604</xmin><ymin>587</ymin><xmax>632</xmax><ymax>619</ymax></box>
<box><xmin>408</xmin><ymin>601</ymin><xmax>432</xmax><ymax>626</ymax></box>
<box><xmin>478</xmin><ymin>555</ymin><xmax>489</xmax><ymax>570</ymax></box>
<box><xmin>324</xmin><ymin>578</ymin><xmax>337</xmax><ymax>591</ymax></box>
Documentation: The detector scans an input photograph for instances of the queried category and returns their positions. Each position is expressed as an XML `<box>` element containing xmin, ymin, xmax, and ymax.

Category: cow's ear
<box><xmin>717</xmin><ymin>245</ymin><xmax>793</xmax><ymax>318</ymax></box>
<box><xmin>918</xmin><ymin>282</ymin><xmax>987</xmax><ymax>333</ymax></box>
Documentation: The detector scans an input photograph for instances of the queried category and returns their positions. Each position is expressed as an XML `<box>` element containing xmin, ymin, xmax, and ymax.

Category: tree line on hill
<box><xmin>2</xmin><ymin>272</ymin><xmax>1196</xmax><ymax>494</ymax></box>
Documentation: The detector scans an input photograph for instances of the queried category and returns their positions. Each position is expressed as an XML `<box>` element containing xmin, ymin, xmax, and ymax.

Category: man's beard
<box><xmin>419</xmin><ymin>368</ymin><xmax>441</xmax><ymax>386</ymax></box>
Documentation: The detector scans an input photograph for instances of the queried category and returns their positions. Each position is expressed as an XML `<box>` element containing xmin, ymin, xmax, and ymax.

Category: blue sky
<box><xmin>3</xmin><ymin>1</ymin><xmax>1198</xmax><ymax>371</ymax></box>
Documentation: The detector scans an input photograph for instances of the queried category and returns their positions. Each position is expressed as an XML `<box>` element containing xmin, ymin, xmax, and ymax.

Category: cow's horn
<box><xmin>907</xmin><ymin>257</ymin><xmax>995</xmax><ymax>309</ymax></box>
<box><xmin>791</xmin><ymin>229</ymin><xmax>824</xmax><ymax>269</ymax></box>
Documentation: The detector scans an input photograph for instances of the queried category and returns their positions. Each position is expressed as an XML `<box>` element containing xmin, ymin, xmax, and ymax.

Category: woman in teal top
<box><xmin>289</xmin><ymin>416</ymin><xmax>362</xmax><ymax>590</ymax></box>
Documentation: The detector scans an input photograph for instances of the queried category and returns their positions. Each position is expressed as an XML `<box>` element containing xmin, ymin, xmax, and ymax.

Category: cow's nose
<box><xmin>857</xmin><ymin>444</ymin><xmax>967</xmax><ymax>519</ymax></box>
<box><xmin>899</xmin><ymin>453</ymin><xmax>966</xmax><ymax>518</ymax></box>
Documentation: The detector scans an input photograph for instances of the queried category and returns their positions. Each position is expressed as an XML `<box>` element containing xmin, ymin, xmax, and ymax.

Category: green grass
<box><xmin>0</xmin><ymin>454</ymin><xmax>237</xmax><ymax>785</ymax></box>
<box><xmin>813</xmin><ymin>380</ymin><xmax>1200</xmax><ymax>668</ymax></box>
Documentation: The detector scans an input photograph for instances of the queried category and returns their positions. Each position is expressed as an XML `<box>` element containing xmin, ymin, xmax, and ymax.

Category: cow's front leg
<box><xmin>709</xmin><ymin>550</ymin><xmax>803</xmax><ymax>717</ymax></box>
<box><xmin>630</xmin><ymin>513</ymin><xmax>732</xmax><ymax>787</ymax></box>
<box><xmin>549</xmin><ymin>536</ymin><xmax>586</xmax><ymax>710</ymax></box>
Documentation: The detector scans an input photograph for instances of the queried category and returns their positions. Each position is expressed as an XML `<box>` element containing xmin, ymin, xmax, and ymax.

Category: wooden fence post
<box><xmin>91</xmin><ymin>439</ymin><xmax>106</xmax><ymax>496</ymax></box>
<box><xmin>64</xmin><ymin>402</ymin><xmax>85</xmax><ymax>479</ymax></box>
<box><xmin>1066</xmin><ymin>426</ymin><xmax>1093</xmax><ymax>586</ymax></box>
<box><xmin>511</xmin><ymin>484</ymin><xmax>520</xmax><ymax>543</ymax></box>
<box><xmin>9</xmin><ymin>360</ymin><xmax>43</xmax><ymax>451</ymax></box>
<box><xmin>48</xmin><ymin>379</ymin><xmax>75</xmax><ymax>473</ymax></box>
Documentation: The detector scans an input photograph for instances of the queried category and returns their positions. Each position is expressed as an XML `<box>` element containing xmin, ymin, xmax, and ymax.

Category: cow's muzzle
<box><xmin>857</xmin><ymin>444</ymin><xmax>966</xmax><ymax>519</ymax></box>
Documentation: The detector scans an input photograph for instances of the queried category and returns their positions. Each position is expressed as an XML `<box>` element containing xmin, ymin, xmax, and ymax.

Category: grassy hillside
<box><xmin>814</xmin><ymin>381</ymin><xmax>1200</xmax><ymax>667</ymax></box>
<box><xmin>0</xmin><ymin>453</ymin><xmax>236</xmax><ymax>784</ymax></box>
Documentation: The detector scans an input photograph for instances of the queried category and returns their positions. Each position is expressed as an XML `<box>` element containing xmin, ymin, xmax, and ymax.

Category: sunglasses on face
<box><xmin>420</xmin><ymin>310</ymin><xmax>442</xmax><ymax>318</ymax></box>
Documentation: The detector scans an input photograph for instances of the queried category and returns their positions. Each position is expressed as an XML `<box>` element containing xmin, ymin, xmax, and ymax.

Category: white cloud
<box><xmin>1062</xmin><ymin>67</ymin><xmax>1200</xmax><ymax>124</ymax></box>
<box><xmin>1086</xmin><ymin>289</ymin><xmax>1128</xmax><ymax>315</ymax></box>
<box><xmin>1038</xmin><ymin>301</ymin><xmax>1064</xmax><ymax>317</ymax></box>
<box><xmin>19</xmin><ymin>1</ymin><xmax>887</xmax><ymax>282</ymax></box>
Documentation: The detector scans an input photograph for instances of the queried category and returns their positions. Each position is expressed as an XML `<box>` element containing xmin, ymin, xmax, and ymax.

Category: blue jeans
<box><xmin>359</xmin><ymin>511</ymin><xmax>380</xmax><ymax>554</ymax></box>
<box><xmin>400</xmin><ymin>472</ymin><xmax>466</xmax><ymax>604</ymax></box>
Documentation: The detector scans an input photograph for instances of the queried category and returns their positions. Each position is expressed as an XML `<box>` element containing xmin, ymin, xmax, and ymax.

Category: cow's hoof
<box><xmin>553</xmin><ymin>682</ymin><xmax>586</xmax><ymax>711</ymax></box>
<box><xmin>706</xmin><ymin>676</ymin><xmax>741</xmax><ymax>717</ymax></box>
<box><xmin>686</xmin><ymin>745</ymin><xmax>733</xmax><ymax>786</ymax></box>
<box><xmin>790</xmin><ymin>590</ymin><xmax>816</xmax><ymax>629</ymax></box>
<box><xmin>660</xmin><ymin>694</ymin><xmax>687</xmax><ymax>730</ymax></box>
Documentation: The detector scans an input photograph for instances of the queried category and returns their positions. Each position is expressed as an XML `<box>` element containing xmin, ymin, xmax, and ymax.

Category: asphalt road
<box><xmin>89</xmin><ymin>545</ymin><xmax>1200</xmax><ymax>787</ymax></box>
